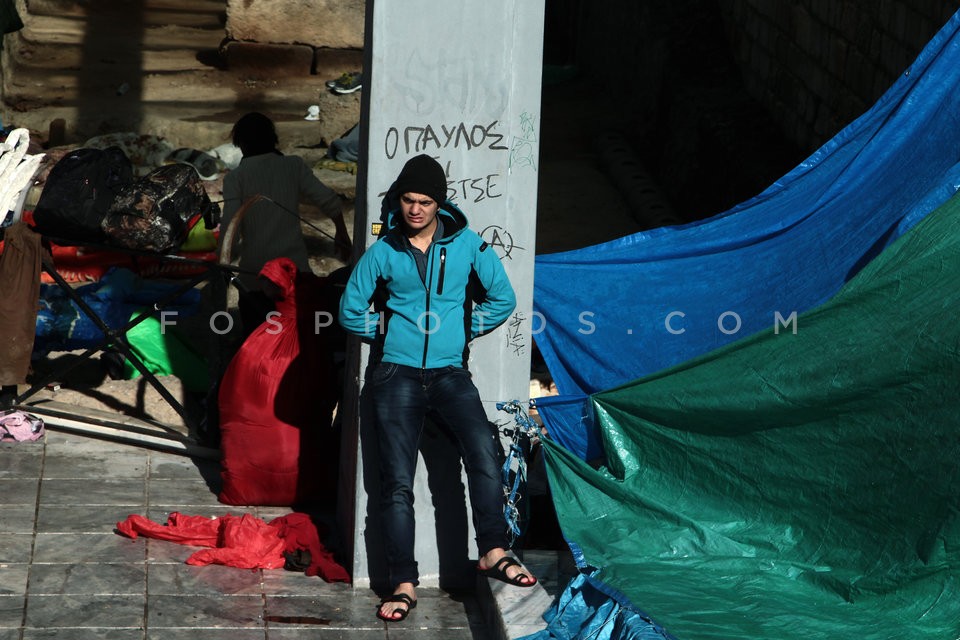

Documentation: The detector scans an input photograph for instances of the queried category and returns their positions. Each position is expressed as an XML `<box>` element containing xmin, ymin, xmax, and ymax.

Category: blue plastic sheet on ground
<box><xmin>519</xmin><ymin>573</ymin><xmax>673</xmax><ymax>640</ymax></box>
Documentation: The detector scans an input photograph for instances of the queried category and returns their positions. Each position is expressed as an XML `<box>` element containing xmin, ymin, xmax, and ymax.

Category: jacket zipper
<box><xmin>436</xmin><ymin>248</ymin><xmax>446</xmax><ymax>295</ymax></box>
<box><xmin>421</xmin><ymin>245</ymin><xmax>435</xmax><ymax>369</ymax></box>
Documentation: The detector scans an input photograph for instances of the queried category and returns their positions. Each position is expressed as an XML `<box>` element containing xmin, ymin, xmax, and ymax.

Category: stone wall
<box><xmin>218</xmin><ymin>0</ymin><xmax>366</xmax><ymax>146</ymax></box>
<box><xmin>223</xmin><ymin>0</ymin><xmax>365</xmax><ymax>90</ymax></box>
<box><xmin>717</xmin><ymin>0</ymin><xmax>960</xmax><ymax>151</ymax></box>
<box><xmin>226</xmin><ymin>0</ymin><xmax>364</xmax><ymax>50</ymax></box>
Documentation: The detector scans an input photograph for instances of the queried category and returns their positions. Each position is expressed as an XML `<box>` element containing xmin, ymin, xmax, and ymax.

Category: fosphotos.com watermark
<box><xmin>526</xmin><ymin>310</ymin><xmax>798</xmax><ymax>336</ymax></box>
<box><xmin>157</xmin><ymin>309</ymin><xmax>800</xmax><ymax>337</ymax></box>
<box><xmin>159</xmin><ymin>310</ymin><xmax>337</xmax><ymax>336</ymax></box>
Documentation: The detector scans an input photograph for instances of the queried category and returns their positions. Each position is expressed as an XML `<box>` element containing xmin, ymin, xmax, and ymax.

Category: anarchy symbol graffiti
<box><xmin>480</xmin><ymin>225</ymin><xmax>523</xmax><ymax>260</ymax></box>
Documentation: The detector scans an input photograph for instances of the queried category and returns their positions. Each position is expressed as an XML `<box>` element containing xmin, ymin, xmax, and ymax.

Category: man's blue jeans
<box><xmin>367</xmin><ymin>362</ymin><xmax>508</xmax><ymax>587</ymax></box>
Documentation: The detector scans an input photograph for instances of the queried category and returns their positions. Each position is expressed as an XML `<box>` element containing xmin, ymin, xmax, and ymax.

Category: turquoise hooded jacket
<box><xmin>338</xmin><ymin>200</ymin><xmax>516</xmax><ymax>369</ymax></box>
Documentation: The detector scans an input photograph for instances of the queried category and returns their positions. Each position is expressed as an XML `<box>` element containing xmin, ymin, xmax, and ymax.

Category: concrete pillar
<box><xmin>338</xmin><ymin>0</ymin><xmax>544</xmax><ymax>590</ymax></box>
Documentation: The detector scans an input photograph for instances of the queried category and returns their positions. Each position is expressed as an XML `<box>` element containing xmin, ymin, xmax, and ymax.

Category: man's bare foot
<box><xmin>477</xmin><ymin>548</ymin><xmax>537</xmax><ymax>587</ymax></box>
<box><xmin>377</xmin><ymin>582</ymin><xmax>417</xmax><ymax>622</ymax></box>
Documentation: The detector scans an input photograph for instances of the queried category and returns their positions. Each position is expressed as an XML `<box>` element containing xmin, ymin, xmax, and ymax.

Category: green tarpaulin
<box><xmin>541</xmin><ymin>191</ymin><xmax>960</xmax><ymax>639</ymax></box>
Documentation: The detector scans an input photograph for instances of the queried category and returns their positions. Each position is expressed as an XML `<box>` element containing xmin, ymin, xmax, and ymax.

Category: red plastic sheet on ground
<box><xmin>116</xmin><ymin>511</ymin><xmax>349</xmax><ymax>582</ymax></box>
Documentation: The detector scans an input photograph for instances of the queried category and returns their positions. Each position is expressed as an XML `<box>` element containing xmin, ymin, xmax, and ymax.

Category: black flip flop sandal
<box><xmin>376</xmin><ymin>592</ymin><xmax>417</xmax><ymax>622</ymax></box>
<box><xmin>477</xmin><ymin>556</ymin><xmax>538</xmax><ymax>587</ymax></box>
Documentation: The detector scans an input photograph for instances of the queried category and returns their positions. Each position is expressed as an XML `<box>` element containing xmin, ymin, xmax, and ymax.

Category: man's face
<box><xmin>399</xmin><ymin>192</ymin><xmax>439</xmax><ymax>234</ymax></box>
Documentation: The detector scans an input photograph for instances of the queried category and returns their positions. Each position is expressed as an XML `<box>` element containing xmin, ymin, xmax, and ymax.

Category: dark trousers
<box><xmin>368</xmin><ymin>362</ymin><xmax>508</xmax><ymax>587</ymax></box>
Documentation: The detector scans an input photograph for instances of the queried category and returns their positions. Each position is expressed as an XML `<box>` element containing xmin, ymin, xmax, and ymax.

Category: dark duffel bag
<box><xmin>32</xmin><ymin>146</ymin><xmax>134</xmax><ymax>244</ymax></box>
<box><xmin>101</xmin><ymin>163</ymin><xmax>220</xmax><ymax>254</ymax></box>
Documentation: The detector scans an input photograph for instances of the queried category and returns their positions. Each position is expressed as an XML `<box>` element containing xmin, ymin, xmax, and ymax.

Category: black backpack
<box><xmin>100</xmin><ymin>163</ymin><xmax>220</xmax><ymax>254</ymax></box>
<box><xmin>32</xmin><ymin>146</ymin><xmax>134</xmax><ymax>244</ymax></box>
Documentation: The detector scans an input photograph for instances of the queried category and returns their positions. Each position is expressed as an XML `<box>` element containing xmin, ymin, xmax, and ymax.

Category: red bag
<box><xmin>217</xmin><ymin>258</ymin><xmax>340</xmax><ymax>506</ymax></box>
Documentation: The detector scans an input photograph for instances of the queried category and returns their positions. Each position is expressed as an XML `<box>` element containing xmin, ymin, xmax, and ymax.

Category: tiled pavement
<box><xmin>0</xmin><ymin>429</ymin><xmax>561</xmax><ymax>640</ymax></box>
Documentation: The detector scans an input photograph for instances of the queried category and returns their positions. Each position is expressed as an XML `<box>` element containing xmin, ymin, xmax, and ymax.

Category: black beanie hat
<box><xmin>392</xmin><ymin>154</ymin><xmax>447</xmax><ymax>205</ymax></box>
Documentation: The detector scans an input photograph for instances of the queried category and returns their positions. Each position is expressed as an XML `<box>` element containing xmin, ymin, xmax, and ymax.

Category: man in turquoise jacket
<box><xmin>339</xmin><ymin>154</ymin><xmax>537</xmax><ymax>622</ymax></box>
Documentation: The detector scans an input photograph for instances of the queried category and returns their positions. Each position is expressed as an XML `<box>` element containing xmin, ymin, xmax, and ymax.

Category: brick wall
<box><xmin>717</xmin><ymin>0</ymin><xmax>960</xmax><ymax>151</ymax></box>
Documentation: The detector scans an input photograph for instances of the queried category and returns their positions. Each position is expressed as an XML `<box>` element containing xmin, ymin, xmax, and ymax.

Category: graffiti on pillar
<box><xmin>376</xmin><ymin>168</ymin><xmax>504</xmax><ymax>210</ymax></box>
<box><xmin>505</xmin><ymin>311</ymin><xmax>527</xmax><ymax>357</ymax></box>
<box><xmin>480</xmin><ymin>224</ymin><xmax>524</xmax><ymax>261</ymax></box>
<box><xmin>389</xmin><ymin>49</ymin><xmax>509</xmax><ymax>116</ymax></box>
<box><xmin>509</xmin><ymin>111</ymin><xmax>538</xmax><ymax>172</ymax></box>
<box><xmin>379</xmin><ymin>117</ymin><xmax>513</xmax><ymax>208</ymax></box>
<box><xmin>383</xmin><ymin>121</ymin><xmax>509</xmax><ymax>158</ymax></box>
<box><xmin>447</xmin><ymin>172</ymin><xmax>504</xmax><ymax>204</ymax></box>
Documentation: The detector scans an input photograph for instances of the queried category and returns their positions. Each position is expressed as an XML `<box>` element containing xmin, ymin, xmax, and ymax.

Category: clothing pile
<box><xmin>116</xmin><ymin>511</ymin><xmax>349</xmax><ymax>582</ymax></box>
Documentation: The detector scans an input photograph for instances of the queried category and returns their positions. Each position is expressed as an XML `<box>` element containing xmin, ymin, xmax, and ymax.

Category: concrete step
<box><xmin>477</xmin><ymin>549</ymin><xmax>579</xmax><ymax>640</ymax></box>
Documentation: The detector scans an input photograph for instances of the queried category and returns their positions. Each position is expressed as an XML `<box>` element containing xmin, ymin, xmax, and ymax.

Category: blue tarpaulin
<box><xmin>525</xmin><ymin>9</ymin><xmax>960</xmax><ymax>640</ymax></box>
<box><xmin>533</xmin><ymin>10</ymin><xmax>960</xmax><ymax>459</ymax></box>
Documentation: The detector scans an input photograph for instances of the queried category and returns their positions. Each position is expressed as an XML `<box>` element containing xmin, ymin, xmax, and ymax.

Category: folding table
<box><xmin>8</xmin><ymin>237</ymin><xmax>251</xmax><ymax>458</ymax></box>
